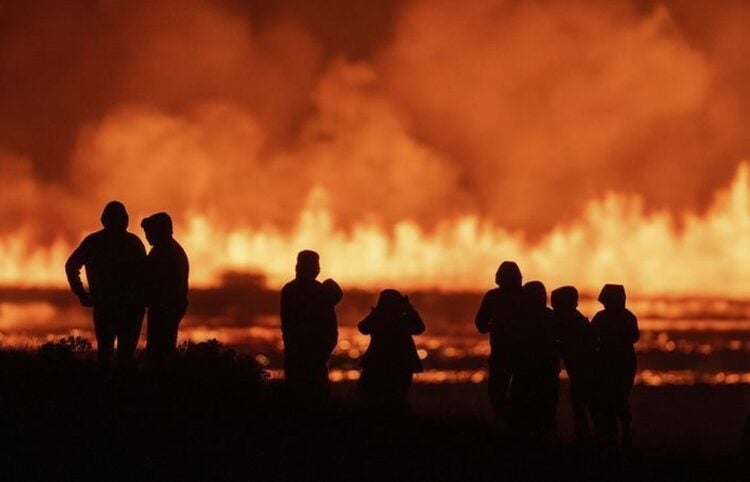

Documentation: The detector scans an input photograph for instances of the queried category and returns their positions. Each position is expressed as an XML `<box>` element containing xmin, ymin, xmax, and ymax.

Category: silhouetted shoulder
<box><xmin>79</xmin><ymin>230</ymin><xmax>106</xmax><ymax>247</ymax></box>
<box><xmin>591</xmin><ymin>308</ymin><xmax>640</xmax><ymax>345</ymax></box>
<box><xmin>321</xmin><ymin>278</ymin><xmax>343</xmax><ymax>305</ymax></box>
<box><xmin>475</xmin><ymin>288</ymin><xmax>502</xmax><ymax>334</ymax></box>
<box><xmin>167</xmin><ymin>238</ymin><xmax>189</xmax><ymax>269</ymax></box>
<box><xmin>624</xmin><ymin>308</ymin><xmax>640</xmax><ymax>342</ymax></box>
<box><xmin>125</xmin><ymin>231</ymin><xmax>147</xmax><ymax>253</ymax></box>
<box><xmin>573</xmin><ymin>310</ymin><xmax>590</xmax><ymax>326</ymax></box>
<box><xmin>281</xmin><ymin>280</ymin><xmax>295</xmax><ymax>294</ymax></box>
<box><xmin>481</xmin><ymin>287</ymin><xmax>502</xmax><ymax>301</ymax></box>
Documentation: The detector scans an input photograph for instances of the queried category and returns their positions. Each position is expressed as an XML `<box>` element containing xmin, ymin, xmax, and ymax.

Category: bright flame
<box><xmin>3</xmin><ymin>163</ymin><xmax>750</xmax><ymax>295</ymax></box>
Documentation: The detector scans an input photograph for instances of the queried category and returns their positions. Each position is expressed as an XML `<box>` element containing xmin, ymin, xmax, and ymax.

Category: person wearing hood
<box><xmin>141</xmin><ymin>212</ymin><xmax>189</xmax><ymax>364</ymax></box>
<box><xmin>590</xmin><ymin>284</ymin><xmax>640</xmax><ymax>448</ymax></box>
<box><xmin>551</xmin><ymin>285</ymin><xmax>594</xmax><ymax>441</ymax></box>
<box><xmin>356</xmin><ymin>289</ymin><xmax>425</xmax><ymax>411</ymax></box>
<box><xmin>65</xmin><ymin>201</ymin><xmax>147</xmax><ymax>365</ymax></box>
<box><xmin>280</xmin><ymin>250</ymin><xmax>343</xmax><ymax>402</ymax></box>
<box><xmin>474</xmin><ymin>261</ymin><xmax>523</xmax><ymax>421</ymax></box>
<box><xmin>508</xmin><ymin>280</ymin><xmax>559</xmax><ymax>441</ymax></box>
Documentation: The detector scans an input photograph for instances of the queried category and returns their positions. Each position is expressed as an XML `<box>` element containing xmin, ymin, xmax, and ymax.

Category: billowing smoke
<box><xmin>2</xmin><ymin>0</ymin><xmax>750</xmax><ymax>243</ymax></box>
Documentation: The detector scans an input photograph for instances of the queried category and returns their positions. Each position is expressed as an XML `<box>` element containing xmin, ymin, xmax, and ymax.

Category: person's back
<box><xmin>280</xmin><ymin>250</ymin><xmax>342</xmax><ymax>401</ymax></box>
<box><xmin>69</xmin><ymin>230</ymin><xmax>145</xmax><ymax>308</ymax></box>
<box><xmin>65</xmin><ymin>201</ymin><xmax>146</xmax><ymax>364</ymax></box>
<box><xmin>474</xmin><ymin>261</ymin><xmax>522</xmax><ymax>420</ymax></box>
<box><xmin>145</xmin><ymin>239</ymin><xmax>189</xmax><ymax>311</ymax></box>
<box><xmin>508</xmin><ymin>280</ymin><xmax>559</xmax><ymax>439</ymax></box>
<box><xmin>141</xmin><ymin>213</ymin><xmax>190</xmax><ymax>363</ymax></box>
<box><xmin>281</xmin><ymin>278</ymin><xmax>340</xmax><ymax>361</ymax></box>
<box><xmin>357</xmin><ymin>290</ymin><xmax>425</xmax><ymax>410</ymax></box>
<box><xmin>551</xmin><ymin>286</ymin><xmax>594</xmax><ymax>440</ymax></box>
<box><xmin>511</xmin><ymin>282</ymin><xmax>558</xmax><ymax>377</ymax></box>
<box><xmin>590</xmin><ymin>284</ymin><xmax>639</xmax><ymax>447</ymax></box>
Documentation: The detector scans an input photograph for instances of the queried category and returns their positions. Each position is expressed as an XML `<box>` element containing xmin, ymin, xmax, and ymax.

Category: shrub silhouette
<box><xmin>38</xmin><ymin>335</ymin><xmax>93</xmax><ymax>360</ymax></box>
<box><xmin>176</xmin><ymin>338</ymin><xmax>269</xmax><ymax>387</ymax></box>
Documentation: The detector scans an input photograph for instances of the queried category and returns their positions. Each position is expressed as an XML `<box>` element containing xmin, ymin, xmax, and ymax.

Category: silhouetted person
<box><xmin>590</xmin><ymin>284</ymin><xmax>639</xmax><ymax>448</ymax></box>
<box><xmin>357</xmin><ymin>290</ymin><xmax>425</xmax><ymax>411</ymax></box>
<box><xmin>475</xmin><ymin>261</ymin><xmax>523</xmax><ymax>421</ymax></box>
<box><xmin>508</xmin><ymin>281</ymin><xmax>559</xmax><ymax>441</ymax></box>
<box><xmin>551</xmin><ymin>286</ymin><xmax>594</xmax><ymax>441</ymax></box>
<box><xmin>280</xmin><ymin>250</ymin><xmax>342</xmax><ymax>402</ymax></box>
<box><xmin>141</xmin><ymin>212</ymin><xmax>189</xmax><ymax>364</ymax></box>
<box><xmin>65</xmin><ymin>201</ymin><xmax>146</xmax><ymax>365</ymax></box>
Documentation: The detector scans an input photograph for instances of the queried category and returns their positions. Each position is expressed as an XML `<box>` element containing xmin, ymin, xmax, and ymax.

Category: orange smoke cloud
<box><xmin>3</xmin><ymin>0</ymin><xmax>750</xmax><ymax>294</ymax></box>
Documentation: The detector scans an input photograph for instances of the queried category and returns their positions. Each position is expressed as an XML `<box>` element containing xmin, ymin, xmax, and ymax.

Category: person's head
<box><xmin>375</xmin><ymin>289</ymin><xmax>407</xmax><ymax>314</ymax></box>
<box><xmin>295</xmin><ymin>250</ymin><xmax>320</xmax><ymax>280</ymax></box>
<box><xmin>598</xmin><ymin>284</ymin><xmax>626</xmax><ymax>310</ymax></box>
<box><xmin>495</xmin><ymin>261</ymin><xmax>522</xmax><ymax>289</ymax></box>
<box><xmin>100</xmin><ymin>201</ymin><xmax>128</xmax><ymax>231</ymax></box>
<box><xmin>551</xmin><ymin>286</ymin><xmax>578</xmax><ymax>311</ymax></box>
<box><xmin>522</xmin><ymin>280</ymin><xmax>547</xmax><ymax>309</ymax></box>
<box><xmin>141</xmin><ymin>212</ymin><xmax>174</xmax><ymax>246</ymax></box>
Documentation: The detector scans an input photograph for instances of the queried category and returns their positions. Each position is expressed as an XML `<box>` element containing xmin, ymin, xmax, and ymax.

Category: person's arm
<box><xmin>474</xmin><ymin>292</ymin><xmax>493</xmax><ymax>334</ymax></box>
<box><xmin>180</xmin><ymin>246</ymin><xmax>190</xmax><ymax>302</ymax></box>
<box><xmin>589</xmin><ymin>312</ymin><xmax>603</xmax><ymax>349</ymax></box>
<box><xmin>322</xmin><ymin>278</ymin><xmax>343</xmax><ymax>305</ymax></box>
<box><xmin>325</xmin><ymin>315</ymin><xmax>338</xmax><ymax>357</ymax></box>
<box><xmin>280</xmin><ymin>286</ymin><xmax>292</xmax><ymax>336</ymax></box>
<box><xmin>358</xmin><ymin>309</ymin><xmax>377</xmax><ymax>335</ymax></box>
<box><xmin>65</xmin><ymin>238</ymin><xmax>93</xmax><ymax>306</ymax></box>
<box><xmin>628</xmin><ymin>311</ymin><xmax>640</xmax><ymax>344</ymax></box>
<box><xmin>404</xmin><ymin>298</ymin><xmax>425</xmax><ymax>335</ymax></box>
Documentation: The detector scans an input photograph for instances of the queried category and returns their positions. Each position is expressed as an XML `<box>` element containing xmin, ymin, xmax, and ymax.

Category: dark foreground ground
<box><xmin>1</xmin><ymin>341</ymin><xmax>749</xmax><ymax>481</ymax></box>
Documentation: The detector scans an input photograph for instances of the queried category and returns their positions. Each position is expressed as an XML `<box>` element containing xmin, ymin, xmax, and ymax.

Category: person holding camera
<box><xmin>357</xmin><ymin>289</ymin><xmax>425</xmax><ymax>411</ymax></box>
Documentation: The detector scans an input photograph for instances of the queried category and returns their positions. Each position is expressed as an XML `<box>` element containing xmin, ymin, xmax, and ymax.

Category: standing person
<box><xmin>141</xmin><ymin>212</ymin><xmax>189</xmax><ymax>364</ymax></box>
<box><xmin>65</xmin><ymin>201</ymin><xmax>146</xmax><ymax>365</ymax></box>
<box><xmin>475</xmin><ymin>261</ymin><xmax>523</xmax><ymax>421</ymax></box>
<box><xmin>551</xmin><ymin>286</ymin><xmax>594</xmax><ymax>441</ymax></box>
<box><xmin>508</xmin><ymin>281</ymin><xmax>560</xmax><ymax>441</ymax></box>
<box><xmin>356</xmin><ymin>290</ymin><xmax>425</xmax><ymax>411</ymax></box>
<box><xmin>590</xmin><ymin>284</ymin><xmax>640</xmax><ymax>448</ymax></box>
<box><xmin>280</xmin><ymin>250</ymin><xmax>342</xmax><ymax>402</ymax></box>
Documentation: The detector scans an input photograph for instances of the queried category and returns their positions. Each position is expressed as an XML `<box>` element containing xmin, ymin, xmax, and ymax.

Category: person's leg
<box><xmin>488</xmin><ymin>361</ymin><xmax>511</xmax><ymax>420</ymax></box>
<box><xmin>383</xmin><ymin>371</ymin><xmax>413</xmax><ymax>412</ymax></box>
<box><xmin>165</xmin><ymin>308</ymin><xmax>184</xmax><ymax>357</ymax></box>
<box><xmin>147</xmin><ymin>309</ymin><xmax>183</xmax><ymax>363</ymax></box>
<box><xmin>569</xmin><ymin>373</ymin><xmax>591</xmax><ymax>440</ymax></box>
<box><xmin>115</xmin><ymin>306</ymin><xmax>144</xmax><ymax>366</ymax></box>
<box><xmin>93</xmin><ymin>307</ymin><xmax>116</xmax><ymax>365</ymax></box>
<box><xmin>542</xmin><ymin>374</ymin><xmax>559</xmax><ymax>440</ymax></box>
<box><xmin>313</xmin><ymin>360</ymin><xmax>331</xmax><ymax>402</ymax></box>
<box><xmin>146</xmin><ymin>309</ymin><xmax>168</xmax><ymax>363</ymax></box>
<box><xmin>618</xmin><ymin>373</ymin><xmax>635</xmax><ymax>447</ymax></box>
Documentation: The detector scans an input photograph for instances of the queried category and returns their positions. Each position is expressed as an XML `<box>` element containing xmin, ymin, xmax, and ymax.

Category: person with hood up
<box><xmin>590</xmin><ymin>284</ymin><xmax>640</xmax><ymax>448</ymax></box>
<box><xmin>551</xmin><ymin>286</ymin><xmax>595</xmax><ymax>441</ymax></box>
<box><xmin>356</xmin><ymin>289</ymin><xmax>425</xmax><ymax>411</ymax></box>
<box><xmin>508</xmin><ymin>280</ymin><xmax>560</xmax><ymax>441</ymax></box>
<box><xmin>65</xmin><ymin>201</ymin><xmax>146</xmax><ymax>365</ymax></box>
<box><xmin>475</xmin><ymin>261</ymin><xmax>523</xmax><ymax>421</ymax></box>
<box><xmin>141</xmin><ymin>212</ymin><xmax>189</xmax><ymax>364</ymax></box>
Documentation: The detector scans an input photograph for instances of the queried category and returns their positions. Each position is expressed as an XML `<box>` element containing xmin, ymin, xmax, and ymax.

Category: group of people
<box><xmin>280</xmin><ymin>253</ymin><xmax>425</xmax><ymax>410</ymax></box>
<box><xmin>65</xmin><ymin>201</ymin><xmax>189</xmax><ymax>365</ymax></box>
<box><xmin>279</xmin><ymin>254</ymin><xmax>639</xmax><ymax>447</ymax></box>
<box><xmin>476</xmin><ymin>261</ymin><xmax>640</xmax><ymax>446</ymax></box>
<box><xmin>67</xmin><ymin>201</ymin><xmax>639</xmax><ymax>447</ymax></box>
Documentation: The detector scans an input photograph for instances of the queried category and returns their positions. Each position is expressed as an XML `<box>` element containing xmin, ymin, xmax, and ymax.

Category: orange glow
<box><xmin>3</xmin><ymin>163</ymin><xmax>750</xmax><ymax>295</ymax></box>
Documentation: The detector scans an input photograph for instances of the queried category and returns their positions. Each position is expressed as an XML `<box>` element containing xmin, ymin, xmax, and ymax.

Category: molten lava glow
<box><xmin>3</xmin><ymin>163</ymin><xmax>750</xmax><ymax>295</ymax></box>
